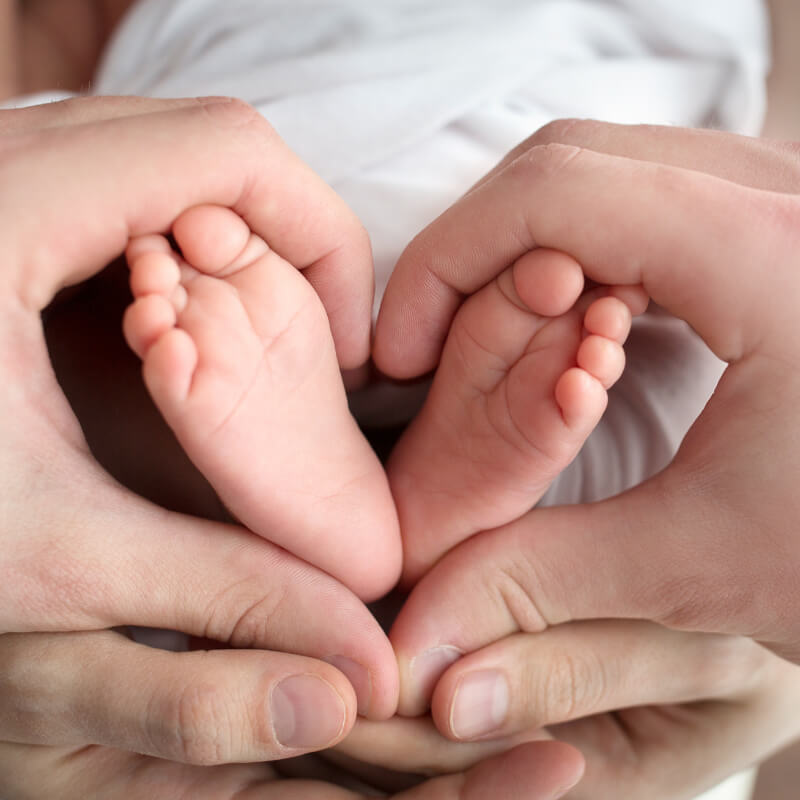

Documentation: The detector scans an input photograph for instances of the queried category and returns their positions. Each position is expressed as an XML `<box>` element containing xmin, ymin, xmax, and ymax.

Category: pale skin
<box><xmin>123</xmin><ymin>205</ymin><xmax>402</xmax><ymax>602</ymax></box>
<box><xmin>379</xmin><ymin>0</ymin><xmax>800</xmax><ymax>593</ymax></box>
<box><xmin>8</xmin><ymin>620</ymin><xmax>800</xmax><ymax>800</ymax></box>
<box><xmin>0</xmin><ymin>94</ymin><xmax>585</xmax><ymax>800</ymax></box>
<box><xmin>374</xmin><ymin>122</ymin><xmax>800</xmax><ymax>760</ymax></box>
<box><xmin>388</xmin><ymin>250</ymin><xmax>647</xmax><ymax>586</ymax></box>
<box><xmin>328</xmin><ymin>624</ymin><xmax>800</xmax><ymax>800</ymax></box>
<box><xmin>1</xmin><ymin>105</ymin><xmax>784</xmax><ymax>799</ymax></box>
<box><xmin>121</xmin><ymin>202</ymin><xmax>635</xmax><ymax>602</ymax></box>
<box><xmin>0</xmin><ymin>96</ymin><xmax>402</xmax><ymax>763</ymax></box>
<box><xmin>4</xmin><ymin>1</ymin><xmax>800</xmax><ymax>792</ymax></box>
<box><xmin>112</xmin><ymin>116</ymin><xmax>800</xmax><ymax>800</ymax></box>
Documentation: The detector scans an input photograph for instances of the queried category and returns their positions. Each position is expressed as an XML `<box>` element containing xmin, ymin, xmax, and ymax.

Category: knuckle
<box><xmin>496</xmin><ymin>527</ymin><xmax>576</xmax><ymax>632</ymax></box>
<box><xmin>514</xmin><ymin>142</ymin><xmax>585</xmax><ymax>183</ymax></box>
<box><xmin>652</xmin><ymin>573</ymin><xmax>710</xmax><ymax>631</ymax></box>
<box><xmin>13</xmin><ymin>534</ymin><xmax>108</xmax><ymax>630</ymax></box>
<box><xmin>165</xmin><ymin>679</ymin><xmax>235</xmax><ymax>765</ymax></box>
<box><xmin>229</xmin><ymin>584</ymin><xmax>293</xmax><ymax>649</ymax></box>
<box><xmin>494</xmin><ymin>557</ymin><xmax>550</xmax><ymax>634</ymax></box>
<box><xmin>535</xmin><ymin>648</ymin><xmax>606</xmax><ymax>724</ymax></box>
<box><xmin>529</xmin><ymin>117</ymin><xmax>585</xmax><ymax>147</ymax></box>
<box><xmin>656</xmin><ymin>566</ymin><xmax>757</xmax><ymax>634</ymax></box>
<box><xmin>202</xmin><ymin>557</ymin><xmax>294</xmax><ymax>648</ymax></box>
<box><xmin>454</xmin><ymin>528</ymin><xmax>552</xmax><ymax>636</ymax></box>
<box><xmin>200</xmin><ymin>96</ymin><xmax>273</xmax><ymax>136</ymax></box>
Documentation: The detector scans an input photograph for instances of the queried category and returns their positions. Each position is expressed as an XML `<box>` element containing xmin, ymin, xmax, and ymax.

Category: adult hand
<box><xmin>0</xmin><ymin>95</ymin><xmax>389</xmax><ymax>763</ymax></box>
<box><xmin>0</xmin><ymin>722</ymin><xmax>582</xmax><ymax>800</ymax></box>
<box><xmin>340</xmin><ymin>620</ymin><xmax>800</xmax><ymax>799</ymax></box>
<box><xmin>374</xmin><ymin>120</ymin><xmax>800</xmax><ymax>664</ymax></box>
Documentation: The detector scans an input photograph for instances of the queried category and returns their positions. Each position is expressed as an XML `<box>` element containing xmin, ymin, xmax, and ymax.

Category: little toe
<box><xmin>142</xmin><ymin>327</ymin><xmax>198</xmax><ymax>413</ymax></box>
<box><xmin>584</xmin><ymin>296</ymin><xmax>633</xmax><ymax>344</ymax></box>
<box><xmin>554</xmin><ymin>367</ymin><xmax>608</xmax><ymax>432</ymax></box>
<box><xmin>512</xmin><ymin>249</ymin><xmax>585</xmax><ymax>317</ymax></box>
<box><xmin>123</xmin><ymin>294</ymin><xmax>177</xmax><ymax>359</ymax></box>
<box><xmin>577</xmin><ymin>335</ymin><xmax>626</xmax><ymax>389</ymax></box>
<box><xmin>129</xmin><ymin>251</ymin><xmax>181</xmax><ymax>299</ymax></box>
<box><xmin>172</xmin><ymin>205</ymin><xmax>252</xmax><ymax>275</ymax></box>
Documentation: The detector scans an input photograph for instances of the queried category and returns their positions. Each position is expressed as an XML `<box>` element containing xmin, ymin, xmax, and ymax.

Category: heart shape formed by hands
<box><xmin>4</xmin><ymin>100</ymin><xmax>800</xmax><ymax>800</ymax></box>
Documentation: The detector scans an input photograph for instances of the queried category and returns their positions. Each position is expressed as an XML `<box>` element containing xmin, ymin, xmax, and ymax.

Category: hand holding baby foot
<box><xmin>124</xmin><ymin>205</ymin><xmax>401</xmax><ymax>600</ymax></box>
<box><xmin>376</xmin><ymin>120</ymin><xmax>800</xmax><ymax>670</ymax></box>
<box><xmin>389</xmin><ymin>247</ymin><xmax>646</xmax><ymax>585</ymax></box>
<box><xmin>0</xmin><ymin>96</ymin><xmax>403</xmax><ymax>766</ymax></box>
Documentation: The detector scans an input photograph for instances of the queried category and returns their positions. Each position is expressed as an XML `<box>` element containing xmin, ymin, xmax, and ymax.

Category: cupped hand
<box><xmin>0</xmin><ymin>95</ymin><xmax>393</xmax><ymax>763</ymax></box>
<box><xmin>347</xmin><ymin>612</ymin><xmax>800</xmax><ymax>799</ymax></box>
<box><xmin>374</xmin><ymin>120</ymin><xmax>800</xmax><ymax>664</ymax></box>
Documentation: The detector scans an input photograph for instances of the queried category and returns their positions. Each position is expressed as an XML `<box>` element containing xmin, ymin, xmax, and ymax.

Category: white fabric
<box><xmin>6</xmin><ymin>3</ymin><xmax>773</xmax><ymax>797</ymax></box>
<box><xmin>93</xmin><ymin>0</ymin><xmax>770</xmax><ymax>319</ymax></box>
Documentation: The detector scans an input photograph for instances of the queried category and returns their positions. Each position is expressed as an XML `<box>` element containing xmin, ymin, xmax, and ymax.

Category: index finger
<box><xmin>0</xmin><ymin>97</ymin><xmax>372</xmax><ymax>367</ymax></box>
<box><xmin>0</xmin><ymin>738</ymin><xmax>584</xmax><ymax>800</ymax></box>
<box><xmin>374</xmin><ymin>126</ymin><xmax>800</xmax><ymax>376</ymax></box>
<box><xmin>470</xmin><ymin>120</ymin><xmax>800</xmax><ymax>197</ymax></box>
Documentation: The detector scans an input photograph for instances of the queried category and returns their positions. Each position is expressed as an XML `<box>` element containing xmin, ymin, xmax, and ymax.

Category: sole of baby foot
<box><xmin>392</xmin><ymin>249</ymin><xmax>638</xmax><ymax>585</ymax></box>
<box><xmin>125</xmin><ymin>205</ymin><xmax>401</xmax><ymax>602</ymax></box>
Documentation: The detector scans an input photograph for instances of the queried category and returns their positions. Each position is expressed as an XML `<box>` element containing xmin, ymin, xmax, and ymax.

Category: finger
<box><xmin>394</xmin><ymin>370</ymin><xmax>800</xmax><ymax>666</ymax></box>
<box><xmin>374</xmin><ymin>141</ymin><xmax>797</xmax><ymax>376</ymax></box>
<box><xmin>0</xmin><ymin>97</ymin><xmax>371</xmax><ymax>366</ymax></box>
<box><xmin>472</xmin><ymin>119</ymin><xmax>800</xmax><ymax>196</ymax></box>
<box><xmin>0</xmin><ymin>95</ymin><xmax>213</xmax><ymax>133</ymax></box>
<box><xmin>334</xmin><ymin>713</ymin><xmax>550</xmax><ymax>776</ymax></box>
<box><xmin>2</xmin><ymin>475</ymin><xmax>397</xmax><ymax>719</ymax></box>
<box><xmin>0</xmin><ymin>742</ymin><xmax>282</xmax><ymax>800</ymax></box>
<box><xmin>387</xmin><ymin>488</ymin><xmax>675</xmax><ymax>715</ymax></box>
<box><xmin>556</xmin><ymin>657</ymin><xmax>800</xmax><ymax>800</ymax></box>
<box><xmin>428</xmin><ymin>623</ymin><xmax>768</xmax><ymax>741</ymax></box>
<box><xmin>0</xmin><ymin>630</ymin><xmax>357</xmax><ymax>762</ymax></box>
<box><xmin>397</xmin><ymin>741</ymin><xmax>583</xmax><ymax>800</ymax></box>
<box><xmin>0</xmin><ymin>739</ymin><xmax>585</xmax><ymax>800</ymax></box>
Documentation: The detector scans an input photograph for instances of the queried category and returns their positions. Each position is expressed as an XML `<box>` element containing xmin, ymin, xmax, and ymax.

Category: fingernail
<box><xmin>409</xmin><ymin>645</ymin><xmax>463</xmax><ymax>701</ymax></box>
<box><xmin>450</xmin><ymin>670</ymin><xmax>509</xmax><ymax>740</ymax></box>
<box><xmin>325</xmin><ymin>655</ymin><xmax>372</xmax><ymax>716</ymax></box>
<box><xmin>271</xmin><ymin>675</ymin><xmax>346</xmax><ymax>749</ymax></box>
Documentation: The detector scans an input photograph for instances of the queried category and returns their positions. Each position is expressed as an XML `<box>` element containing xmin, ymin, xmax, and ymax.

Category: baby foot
<box><xmin>389</xmin><ymin>249</ymin><xmax>647</xmax><ymax>584</ymax></box>
<box><xmin>123</xmin><ymin>205</ymin><xmax>401</xmax><ymax>601</ymax></box>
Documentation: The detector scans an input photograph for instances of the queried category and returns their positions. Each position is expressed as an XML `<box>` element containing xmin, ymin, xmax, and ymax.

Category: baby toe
<box><xmin>172</xmin><ymin>205</ymin><xmax>251</xmax><ymax>275</ymax></box>
<box><xmin>126</xmin><ymin>233</ymin><xmax>173</xmax><ymax>264</ymax></box>
<box><xmin>513</xmin><ymin>249</ymin><xmax>584</xmax><ymax>317</ymax></box>
<box><xmin>123</xmin><ymin>294</ymin><xmax>177</xmax><ymax>359</ymax></box>
<box><xmin>584</xmin><ymin>296</ymin><xmax>632</xmax><ymax>344</ymax></box>
<box><xmin>129</xmin><ymin>251</ymin><xmax>181</xmax><ymax>299</ymax></box>
<box><xmin>554</xmin><ymin>367</ymin><xmax>608</xmax><ymax>432</ymax></box>
<box><xmin>142</xmin><ymin>327</ymin><xmax>198</xmax><ymax>412</ymax></box>
<box><xmin>577</xmin><ymin>335</ymin><xmax>626</xmax><ymax>389</ymax></box>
